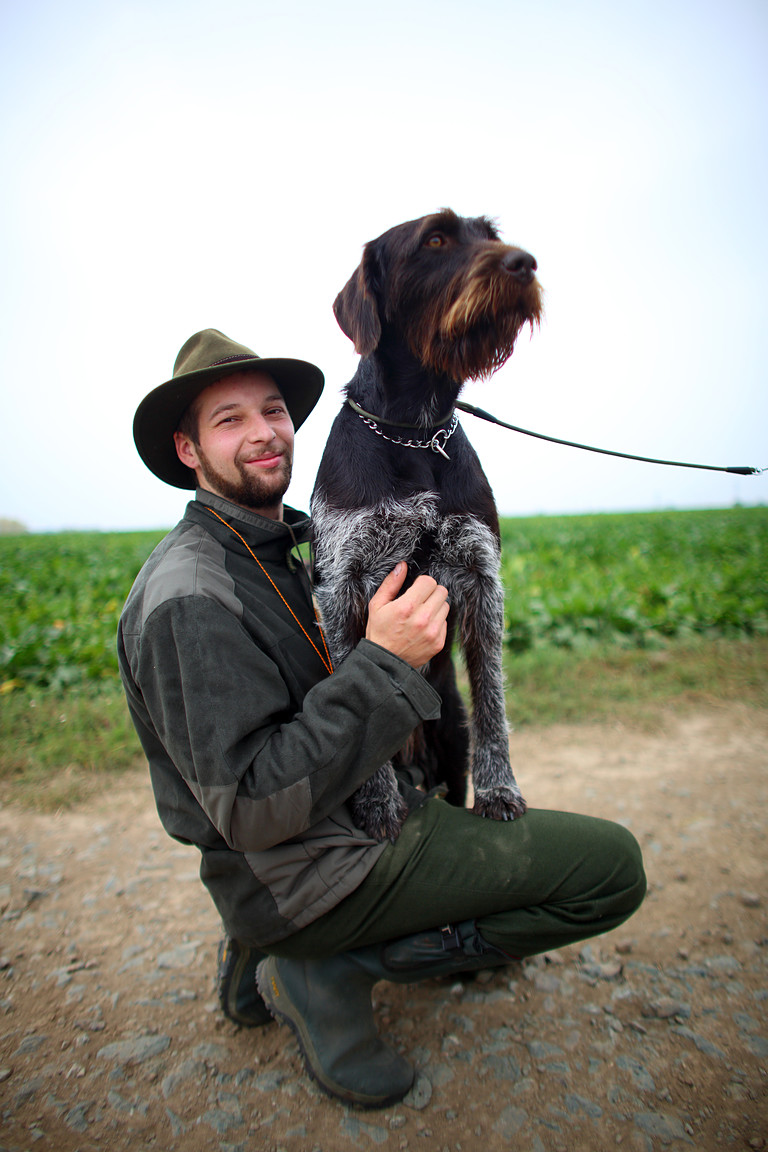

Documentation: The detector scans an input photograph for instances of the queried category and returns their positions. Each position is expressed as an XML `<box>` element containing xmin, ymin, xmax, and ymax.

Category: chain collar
<box><xmin>346</xmin><ymin>398</ymin><xmax>459</xmax><ymax>460</ymax></box>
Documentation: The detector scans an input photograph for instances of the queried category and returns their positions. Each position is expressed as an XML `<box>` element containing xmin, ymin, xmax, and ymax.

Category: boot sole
<box><xmin>256</xmin><ymin>957</ymin><xmax>413</xmax><ymax>1109</ymax></box>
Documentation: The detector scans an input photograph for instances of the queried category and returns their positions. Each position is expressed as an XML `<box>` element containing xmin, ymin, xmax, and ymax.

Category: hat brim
<box><xmin>133</xmin><ymin>356</ymin><xmax>325</xmax><ymax>489</ymax></box>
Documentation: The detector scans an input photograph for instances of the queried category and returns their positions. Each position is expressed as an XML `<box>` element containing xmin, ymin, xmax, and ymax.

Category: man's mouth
<box><xmin>242</xmin><ymin>453</ymin><xmax>284</xmax><ymax>469</ymax></box>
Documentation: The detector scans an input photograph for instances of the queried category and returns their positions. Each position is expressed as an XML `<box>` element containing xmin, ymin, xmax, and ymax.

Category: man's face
<box><xmin>173</xmin><ymin>371</ymin><xmax>295</xmax><ymax>519</ymax></box>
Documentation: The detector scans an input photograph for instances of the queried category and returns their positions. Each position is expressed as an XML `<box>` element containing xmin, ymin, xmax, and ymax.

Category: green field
<box><xmin>0</xmin><ymin>530</ymin><xmax>165</xmax><ymax>691</ymax></box>
<box><xmin>1</xmin><ymin>507</ymin><xmax>766</xmax><ymax>691</ymax></box>
<box><xmin>1</xmin><ymin>507</ymin><xmax>766</xmax><ymax>808</ymax></box>
<box><xmin>499</xmin><ymin>506</ymin><xmax>768</xmax><ymax>651</ymax></box>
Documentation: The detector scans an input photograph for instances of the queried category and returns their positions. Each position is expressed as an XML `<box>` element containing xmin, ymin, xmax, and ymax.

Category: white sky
<box><xmin>1</xmin><ymin>0</ymin><xmax>766</xmax><ymax>531</ymax></box>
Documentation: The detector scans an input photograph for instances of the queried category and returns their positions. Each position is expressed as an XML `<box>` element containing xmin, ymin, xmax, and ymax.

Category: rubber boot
<box><xmin>216</xmin><ymin>937</ymin><xmax>272</xmax><ymax>1027</ymax></box>
<box><xmin>256</xmin><ymin>921</ymin><xmax>511</xmax><ymax>1107</ymax></box>
<box><xmin>257</xmin><ymin>953</ymin><xmax>414</xmax><ymax>1108</ymax></box>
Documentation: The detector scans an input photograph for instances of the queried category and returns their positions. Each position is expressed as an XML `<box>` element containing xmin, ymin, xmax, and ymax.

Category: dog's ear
<box><xmin>333</xmin><ymin>244</ymin><xmax>382</xmax><ymax>356</ymax></box>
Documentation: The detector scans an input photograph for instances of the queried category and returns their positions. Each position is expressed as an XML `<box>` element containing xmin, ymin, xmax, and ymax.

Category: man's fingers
<box><xmin>365</xmin><ymin>568</ymin><xmax>450</xmax><ymax>667</ymax></box>
<box><xmin>368</xmin><ymin>562</ymin><xmax>408</xmax><ymax>607</ymax></box>
<box><xmin>409</xmin><ymin>575</ymin><xmax>449</xmax><ymax>612</ymax></box>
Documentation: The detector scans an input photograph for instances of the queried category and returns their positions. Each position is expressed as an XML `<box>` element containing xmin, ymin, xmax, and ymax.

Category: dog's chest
<box><xmin>312</xmin><ymin>491</ymin><xmax>501</xmax><ymax>601</ymax></box>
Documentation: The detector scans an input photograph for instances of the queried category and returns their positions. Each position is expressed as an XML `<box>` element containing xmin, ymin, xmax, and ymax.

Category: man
<box><xmin>119</xmin><ymin>329</ymin><xmax>646</xmax><ymax>1108</ymax></box>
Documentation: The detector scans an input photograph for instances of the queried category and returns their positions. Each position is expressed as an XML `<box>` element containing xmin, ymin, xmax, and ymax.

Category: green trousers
<box><xmin>270</xmin><ymin>800</ymin><xmax>646</xmax><ymax>960</ymax></box>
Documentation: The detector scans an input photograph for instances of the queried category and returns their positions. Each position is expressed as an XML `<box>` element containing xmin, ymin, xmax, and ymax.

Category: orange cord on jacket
<box><xmin>205</xmin><ymin>507</ymin><xmax>334</xmax><ymax>676</ymax></box>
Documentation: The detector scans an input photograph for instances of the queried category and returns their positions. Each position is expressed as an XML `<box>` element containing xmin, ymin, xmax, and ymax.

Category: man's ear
<box><xmin>173</xmin><ymin>430</ymin><xmax>200</xmax><ymax>472</ymax></box>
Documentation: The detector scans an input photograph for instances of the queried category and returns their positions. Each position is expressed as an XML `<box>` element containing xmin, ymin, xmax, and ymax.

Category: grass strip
<box><xmin>3</xmin><ymin>636</ymin><xmax>766</xmax><ymax>811</ymax></box>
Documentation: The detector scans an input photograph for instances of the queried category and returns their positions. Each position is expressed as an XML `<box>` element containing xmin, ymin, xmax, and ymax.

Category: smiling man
<box><xmin>118</xmin><ymin>328</ymin><xmax>646</xmax><ymax>1109</ymax></box>
<box><xmin>173</xmin><ymin>371</ymin><xmax>295</xmax><ymax>516</ymax></box>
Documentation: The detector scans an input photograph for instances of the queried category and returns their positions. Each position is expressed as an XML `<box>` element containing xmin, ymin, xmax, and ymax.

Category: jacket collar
<box><xmin>188</xmin><ymin>489</ymin><xmax>312</xmax><ymax>547</ymax></box>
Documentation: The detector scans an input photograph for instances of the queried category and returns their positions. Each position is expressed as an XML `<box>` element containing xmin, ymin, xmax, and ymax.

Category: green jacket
<box><xmin>117</xmin><ymin>490</ymin><xmax>441</xmax><ymax>946</ymax></box>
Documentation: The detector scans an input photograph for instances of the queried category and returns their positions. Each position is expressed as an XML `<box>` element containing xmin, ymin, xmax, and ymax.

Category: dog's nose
<box><xmin>503</xmin><ymin>248</ymin><xmax>538</xmax><ymax>285</ymax></box>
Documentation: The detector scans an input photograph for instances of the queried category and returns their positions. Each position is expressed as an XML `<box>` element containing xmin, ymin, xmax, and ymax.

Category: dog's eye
<box><xmin>425</xmin><ymin>233</ymin><xmax>446</xmax><ymax>248</ymax></box>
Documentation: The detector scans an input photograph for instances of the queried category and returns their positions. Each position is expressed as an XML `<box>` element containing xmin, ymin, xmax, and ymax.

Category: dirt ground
<box><xmin>1</xmin><ymin>702</ymin><xmax>766</xmax><ymax>1152</ymax></box>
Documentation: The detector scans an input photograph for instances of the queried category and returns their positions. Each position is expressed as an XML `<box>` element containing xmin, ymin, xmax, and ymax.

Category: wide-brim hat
<box><xmin>134</xmin><ymin>328</ymin><xmax>325</xmax><ymax>489</ymax></box>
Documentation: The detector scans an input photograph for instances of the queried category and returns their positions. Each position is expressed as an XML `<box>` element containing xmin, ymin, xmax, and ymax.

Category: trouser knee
<box><xmin>608</xmin><ymin>823</ymin><xmax>647</xmax><ymax>915</ymax></box>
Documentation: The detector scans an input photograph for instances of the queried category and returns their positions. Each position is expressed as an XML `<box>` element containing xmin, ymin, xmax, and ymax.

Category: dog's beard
<box><xmin>195</xmin><ymin>446</ymin><xmax>293</xmax><ymax>514</ymax></box>
<box><xmin>401</xmin><ymin>267</ymin><xmax>543</xmax><ymax>382</ymax></box>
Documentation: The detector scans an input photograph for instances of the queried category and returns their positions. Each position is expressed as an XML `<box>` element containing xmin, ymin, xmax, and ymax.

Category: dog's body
<box><xmin>312</xmin><ymin>209</ymin><xmax>543</xmax><ymax>841</ymax></box>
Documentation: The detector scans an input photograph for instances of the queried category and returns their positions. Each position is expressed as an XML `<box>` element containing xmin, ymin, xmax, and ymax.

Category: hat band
<box><xmin>205</xmin><ymin>354</ymin><xmax>257</xmax><ymax>369</ymax></box>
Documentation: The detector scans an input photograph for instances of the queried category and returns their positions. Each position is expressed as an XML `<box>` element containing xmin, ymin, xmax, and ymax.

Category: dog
<box><xmin>311</xmin><ymin>209</ymin><xmax>543</xmax><ymax>842</ymax></box>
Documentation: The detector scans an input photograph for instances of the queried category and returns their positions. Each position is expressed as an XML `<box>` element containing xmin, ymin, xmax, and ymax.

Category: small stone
<box><xmin>634</xmin><ymin>1113</ymin><xmax>690</xmax><ymax>1143</ymax></box>
<box><xmin>617</xmin><ymin>1055</ymin><xmax>655</xmax><ymax>1092</ymax></box>
<box><xmin>642</xmin><ymin>997</ymin><xmax>690</xmax><ymax>1019</ymax></box>
<box><xmin>202</xmin><ymin>1107</ymin><xmax>240</xmax><ymax>1135</ymax></box>
<box><xmin>403</xmin><ymin>1073</ymin><xmax>432</xmax><ymax>1110</ymax></box>
<box><xmin>97</xmin><ymin>1034</ymin><xmax>171</xmax><ymax>1065</ymax></box>
<box><xmin>14</xmin><ymin>1034</ymin><xmax>46</xmax><ymax>1056</ymax></box>
<box><xmin>162</xmin><ymin>1058</ymin><xmax>207</xmax><ymax>1098</ymax></box>
<box><xmin>543</xmin><ymin>949</ymin><xmax>565</xmax><ymax>964</ymax></box>
<box><xmin>157</xmin><ymin>943</ymin><xmax>198</xmax><ymax>968</ymax></box>
<box><xmin>166</xmin><ymin>1109</ymin><xmax>188</xmax><ymax>1137</ymax></box>
<box><xmin>741</xmin><ymin>891</ymin><xmax>761</xmax><ymax>908</ymax></box>
<box><xmin>492</xmin><ymin>1105</ymin><xmax>528</xmax><ymax>1137</ymax></box>
<box><xmin>64</xmin><ymin>1102</ymin><xmax>91</xmax><ymax>1133</ymax></box>
<box><xmin>670</xmin><ymin>1026</ymin><xmax>726</xmax><ymax>1060</ymax></box>
<box><xmin>564</xmin><ymin>1093</ymin><xmax>603</xmax><ymax>1118</ymax></box>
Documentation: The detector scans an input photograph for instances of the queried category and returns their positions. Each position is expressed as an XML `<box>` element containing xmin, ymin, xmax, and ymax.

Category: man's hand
<box><xmin>365</xmin><ymin>563</ymin><xmax>450</xmax><ymax>668</ymax></box>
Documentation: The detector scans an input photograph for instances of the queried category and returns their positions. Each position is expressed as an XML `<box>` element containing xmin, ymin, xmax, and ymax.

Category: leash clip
<box><xmin>430</xmin><ymin>429</ymin><xmax>451</xmax><ymax>460</ymax></box>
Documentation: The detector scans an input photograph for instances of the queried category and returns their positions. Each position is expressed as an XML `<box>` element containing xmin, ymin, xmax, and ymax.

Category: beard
<box><xmin>195</xmin><ymin>446</ymin><xmax>293</xmax><ymax>514</ymax></box>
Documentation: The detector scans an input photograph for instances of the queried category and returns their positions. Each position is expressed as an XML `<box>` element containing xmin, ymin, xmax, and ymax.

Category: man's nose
<box><xmin>245</xmin><ymin>414</ymin><xmax>276</xmax><ymax>442</ymax></box>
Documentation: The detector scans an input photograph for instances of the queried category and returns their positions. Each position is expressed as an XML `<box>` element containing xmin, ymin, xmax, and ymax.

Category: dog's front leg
<box><xmin>312</xmin><ymin>515</ymin><xmax>409</xmax><ymax>842</ymax></box>
<box><xmin>462</xmin><ymin>571</ymin><xmax>526</xmax><ymax>820</ymax></box>
<box><xmin>314</xmin><ymin>580</ymin><xmax>409</xmax><ymax>842</ymax></box>
<box><xmin>436</xmin><ymin>518</ymin><xmax>526</xmax><ymax>821</ymax></box>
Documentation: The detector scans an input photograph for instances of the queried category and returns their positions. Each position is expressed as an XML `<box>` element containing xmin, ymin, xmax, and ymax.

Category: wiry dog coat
<box><xmin>312</xmin><ymin>209</ymin><xmax>543</xmax><ymax>841</ymax></box>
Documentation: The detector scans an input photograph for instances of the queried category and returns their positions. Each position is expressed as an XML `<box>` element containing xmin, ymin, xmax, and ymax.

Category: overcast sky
<box><xmin>1</xmin><ymin>0</ymin><xmax>766</xmax><ymax>531</ymax></box>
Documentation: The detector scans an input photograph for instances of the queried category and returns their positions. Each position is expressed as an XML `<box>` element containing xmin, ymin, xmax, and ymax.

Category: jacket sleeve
<box><xmin>122</xmin><ymin>594</ymin><xmax>441</xmax><ymax>852</ymax></box>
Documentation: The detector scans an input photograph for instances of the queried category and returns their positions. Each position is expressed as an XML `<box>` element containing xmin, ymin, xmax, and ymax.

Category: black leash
<box><xmin>455</xmin><ymin>401</ymin><xmax>764</xmax><ymax>476</ymax></box>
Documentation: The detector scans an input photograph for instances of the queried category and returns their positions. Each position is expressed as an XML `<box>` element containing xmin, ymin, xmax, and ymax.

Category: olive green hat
<box><xmin>133</xmin><ymin>328</ymin><xmax>325</xmax><ymax>489</ymax></box>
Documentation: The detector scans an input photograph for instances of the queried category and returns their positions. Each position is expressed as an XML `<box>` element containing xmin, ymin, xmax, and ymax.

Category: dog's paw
<box><xmin>353</xmin><ymin>790</ymin><xmax>409</xmax><ymax>843</ymax></box>
<box><xmin>472</xmin><ymin>784</ymin><xmax>527</xmax><ymax>822</ymax></box>
<box><xmin>351</xmin><ymin>763</ymin><xmax>409</xmax><ymax>842</ymax></box>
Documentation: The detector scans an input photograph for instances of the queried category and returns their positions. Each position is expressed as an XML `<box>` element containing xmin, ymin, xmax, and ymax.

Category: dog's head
<box><xmin>334</xmin><ymin>209</ymin><xmax>543</xmax><ymax>382</ymax></box>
